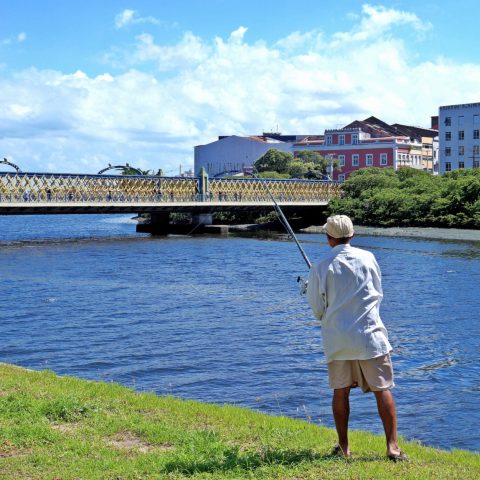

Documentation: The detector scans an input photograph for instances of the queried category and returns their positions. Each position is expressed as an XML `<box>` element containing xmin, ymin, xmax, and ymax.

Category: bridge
<box><xmin>0</xmin><ymin>170</ymin><xmax>341</xmax><ymax>233</ymax></box>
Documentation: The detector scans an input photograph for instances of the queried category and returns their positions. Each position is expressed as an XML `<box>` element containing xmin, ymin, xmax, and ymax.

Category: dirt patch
<box><xmin>139</xmin><ymin>408</ymin><xmax>169</xmax><ymax>420</ymax></box>
<box><xmin>105</xmin><ymin>431</ymin><xmax>174</xmax><ymax>454</ymax></box>
<box><xmin>51</xmin><ymin>423</ymin><xmax>80</xmax><ymax>434</ymax></box>
<box><xmin>0</xmin><ymin>442</ymin><xmax>30</xmax><ymax>458</ymax></box>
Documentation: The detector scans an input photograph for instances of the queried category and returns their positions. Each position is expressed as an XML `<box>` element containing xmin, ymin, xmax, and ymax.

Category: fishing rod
<box><xmin>252</xmin><ymin>168</ymin><xmax>312</xmax><ymax>270</ymax></box>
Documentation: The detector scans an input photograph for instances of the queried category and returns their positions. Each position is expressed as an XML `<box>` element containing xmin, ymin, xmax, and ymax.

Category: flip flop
<box><xmin>388</xmin><ymin>450</ymin><xmax>409</xmax><ymax>462</ymax></box>
<box><xmin>331</xmin><ymin>445</ymin><xmax>352</xmax><ymax>459</ymax></box>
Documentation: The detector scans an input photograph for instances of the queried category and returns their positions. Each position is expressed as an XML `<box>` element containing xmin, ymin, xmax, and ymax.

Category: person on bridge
<box><xmin>306</xmin><ymin>215</ymin><xmax>408</xmax><ymax>462</ymax></box>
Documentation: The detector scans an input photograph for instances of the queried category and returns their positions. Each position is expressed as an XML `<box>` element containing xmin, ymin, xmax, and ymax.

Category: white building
<box><xmin>439</xmin><ymin>102</ymin><xmax>480</xmax><ymax>174</ymax></box>
<box><xmin>194</xmin><ymin>134</ymin><xmax>308</xmax><ymax>177</ymax></box>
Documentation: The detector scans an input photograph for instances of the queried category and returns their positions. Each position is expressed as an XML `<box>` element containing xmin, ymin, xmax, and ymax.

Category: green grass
<box><xmin>0</xmin><ymin>364</ymin><xmax>478</xmax><ymax>479</ymax></box>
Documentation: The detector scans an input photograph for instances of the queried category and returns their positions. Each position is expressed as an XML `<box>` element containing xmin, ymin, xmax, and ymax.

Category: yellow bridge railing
<box><xmin>0</xmin><ymin>172</ymin><xmax>341</xmax><ymax>204</ymax></box>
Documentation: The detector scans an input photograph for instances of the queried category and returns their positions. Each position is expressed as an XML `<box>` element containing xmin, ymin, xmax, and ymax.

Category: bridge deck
<box><xmin>0</xmin><ymin>200</ymin><xmax>329</xmax><ymax>215</ymax></box>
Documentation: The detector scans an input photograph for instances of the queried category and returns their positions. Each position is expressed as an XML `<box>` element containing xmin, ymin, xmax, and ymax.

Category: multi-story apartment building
<box><xmin>439</xmin><ymin>102</ymin><xmax>480</xmax><ymax>174</ymax></box>
<box><xmin>391</xmin><ymin>123</ymin><xmax>439</xmax><ymax>174</ymax></box>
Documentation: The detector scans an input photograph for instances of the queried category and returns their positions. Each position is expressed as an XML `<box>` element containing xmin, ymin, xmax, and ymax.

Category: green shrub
<box><xmin>329</xmin><ymin>167</ymin><xmax>480</xmax><ymax>228</ymax></box>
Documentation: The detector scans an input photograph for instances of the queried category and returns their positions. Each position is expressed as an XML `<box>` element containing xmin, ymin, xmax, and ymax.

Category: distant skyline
<box><xmin>1</xmin><ymin>1</ymin><xmax>480</xmax><ymax>174</ymax></box>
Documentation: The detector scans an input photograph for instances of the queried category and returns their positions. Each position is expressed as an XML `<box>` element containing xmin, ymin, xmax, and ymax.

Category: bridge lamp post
<box><xmin>1</xmin><ymin>158</ymin><xmax>21</xmax><ymax>173</ymax></box>
<box><xmin>97</xmin><ymin>163</ymin><xmax>145</xmax><ymax>176</ymax></box>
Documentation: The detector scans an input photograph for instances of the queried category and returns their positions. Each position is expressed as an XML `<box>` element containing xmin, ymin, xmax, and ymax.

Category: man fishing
<box><xmin>306</xmin><ymin>215</ymin><xmax>408</xmax><ymax>461</ymax></box>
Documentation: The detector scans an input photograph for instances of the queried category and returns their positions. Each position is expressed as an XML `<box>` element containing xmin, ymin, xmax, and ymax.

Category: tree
<box><xmin>341</xmin><ymin>168</ymin><xmax>400</xmax><ymax>198</ymax></box>
<box><xmin>288</xmin><ymin>161</ymin><xmax>309</xmax><ymax>178</ymax></box>
<box><xmin>296</xmin><ymin>150</ymin><xmax>325</xmax><ymax>164</ymax></box>
<box><xmin>254</xmin><ymin>149</ymin><xmax>293</xmax><ymax>174</ymax></box>
<box><xmin>295</xmin><ymin>150</ymin><xmax>340</xmax><ymax>179</ymax></box>
<box><xmin>257</xmin><ymin>171</ymin><xmax>290</xmax><ymax>179</ymax></box>
<box><xmin>122</xmin><ymin>168</ymin><xmax>152</xmax><ymax>176</ymax></box>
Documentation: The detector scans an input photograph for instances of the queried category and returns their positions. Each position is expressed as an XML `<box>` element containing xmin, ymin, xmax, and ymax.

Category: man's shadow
<box><xmin>161</xmin><ymin>446</ymin><xmax>371</xmax><ymax>475</ymax></box>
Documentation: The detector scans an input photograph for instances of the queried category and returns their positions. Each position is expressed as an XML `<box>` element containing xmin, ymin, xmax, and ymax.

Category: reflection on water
<box><xmin>0</xmin><ymin>215</ymin><xmax>479</xmax><ymax>452</ymax></box>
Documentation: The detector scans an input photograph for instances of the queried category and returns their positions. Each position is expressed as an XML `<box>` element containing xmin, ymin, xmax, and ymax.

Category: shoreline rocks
<box><xmin>301</xmin><ymin>225</ymin><xmax>480</xmax><ymax>242</ymax></box>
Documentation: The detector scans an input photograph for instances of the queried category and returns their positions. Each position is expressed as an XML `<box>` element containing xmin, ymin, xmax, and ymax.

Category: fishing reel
<box><xmin>297</xmin><ymin>276</ymin><xmax>308</xmax><ymax>295</ymax></box>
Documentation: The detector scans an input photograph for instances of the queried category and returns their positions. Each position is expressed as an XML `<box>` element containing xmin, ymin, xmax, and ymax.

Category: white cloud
<box><xmin>229</xmin><ymin>26</ymin><xmax>248</xmax><ymax>43</ymax></box>
<box><xmin>8</xmin><ymin>103</ymin><xmax>33</xmax><ymax>118</ymax></box>
<box><xmin>104</xmin><ymin>31</ymin><xmax>209</xmax><ymax>71</ymax></box>
<box><xmin>1</xmin><ymin>32</ymin><xmax>27</xmax><ymax>46</ymax></box>
<box><xmin>132</xmin><ymin>32</ymin><xmax>208</xmax><ymax>70</ymax></box>
<box><xmin>1</xmin><ymin>5</ymin><xmax>479</xmax><ymax>175</ymax></box>
<box><xmin>331</xmin><ymin>3</ymin><xmax>431</xmax><ymax>46</ymax></box>
<box><xmin>115</xmin><ymin>9</ymin><xmax>135</xmax><ymax>28</ymax></box>
<box><xmin>274</xmin><ymin>31</ymin><xmax>321</xmax><ymax>51</ymax></box>
<box><xmin>115</xmin><ymin>9</ymin><xmax>159</xmax><ymax>29</ymax></box>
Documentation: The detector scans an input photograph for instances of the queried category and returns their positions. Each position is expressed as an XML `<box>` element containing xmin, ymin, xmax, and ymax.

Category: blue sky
<box><xmin>1</xmin><ymin>1</ymin><xmax>480</xmax><ymax>174</ymax></box>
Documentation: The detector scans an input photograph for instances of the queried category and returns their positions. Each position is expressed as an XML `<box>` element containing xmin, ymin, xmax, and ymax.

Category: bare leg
<box><xmin>374</xmin><ymin>390</ymin><xmax>401</xmax><ymax>456</ymax></box>
<box><xmin>332</xmin><ymin>387</ymin><xmax>351</xmax><ymax>456</ymax></box>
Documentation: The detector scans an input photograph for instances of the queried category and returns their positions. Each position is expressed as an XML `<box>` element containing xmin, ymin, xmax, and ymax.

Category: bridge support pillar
<box><xmin>192</xmin><ymin>213</ymin><xmax>213</xmax><ymax>226</ymax></box>
<box><xmin>136</xmin><ymin>212</ymin><xmax>171</xmax><ymax>234</ymax></box>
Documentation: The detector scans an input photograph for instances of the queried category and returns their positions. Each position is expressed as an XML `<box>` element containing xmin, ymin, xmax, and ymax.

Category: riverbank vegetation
<box><xmin>328</xmin><ymin>167</ymin><xmax>480</xmax><ymax>228</ymax></box>
<box><xmin>0</xmin><ymin>364</ymin><xmax>478</xmax><ymax>479</ymax></box>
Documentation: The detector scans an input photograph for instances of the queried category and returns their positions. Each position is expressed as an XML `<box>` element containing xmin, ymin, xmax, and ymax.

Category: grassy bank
<box><xmin>0</xmin><ymin>364</ymin><xmax>478</xmax><ymax>479</ymax></box>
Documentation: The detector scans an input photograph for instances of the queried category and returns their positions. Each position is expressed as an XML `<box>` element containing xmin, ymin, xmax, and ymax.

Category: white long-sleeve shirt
<box><xmin>307</xmin><ymin>243</ymin><xmax>392</xmax><ymax>363</ymax></box>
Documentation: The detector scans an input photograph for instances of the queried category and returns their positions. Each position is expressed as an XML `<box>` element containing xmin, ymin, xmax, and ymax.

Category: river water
<box><xmin>0</xmin><ymin>214</ymin><xmax>479</xmax><ymax>452</ymax></box>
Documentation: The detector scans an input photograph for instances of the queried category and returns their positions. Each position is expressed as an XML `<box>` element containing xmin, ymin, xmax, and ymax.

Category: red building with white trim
<box><xmin>293</xmin><ymin>117</ymin><xmax>432</xmax><ymax>181</ymax></box>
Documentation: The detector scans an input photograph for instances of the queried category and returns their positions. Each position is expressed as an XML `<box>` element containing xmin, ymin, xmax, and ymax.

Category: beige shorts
<box><xmin>327</xmin><ymin>354</ymin><xmax>394</xmax><ymax>393</ymax></box>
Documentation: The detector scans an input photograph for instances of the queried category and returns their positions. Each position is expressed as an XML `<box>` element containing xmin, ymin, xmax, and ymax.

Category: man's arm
<box><xmin>306</xmin><ymin>266</ymin><xmax>325</xmax><ymax>321</ymax></box>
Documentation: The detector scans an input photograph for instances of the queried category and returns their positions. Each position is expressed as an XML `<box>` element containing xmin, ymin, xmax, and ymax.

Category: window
<box><xmin>458</xmin><ymin>161</ymin><xmax>465</xmax><ymax>169</ymax></box>
<box><xmin>458</xmin><ymin>130</ymin><xmax>464</xmax><ymax>141</ymax></box>
<box><xmin>366</xmin><ymin>154</ymin><xmax>373</xmax><ymax>166</ymax></box>
<box><xmin>326</xmin><ymin>135</ymin><xmax>332</xmax><ymax>145</ymax></box>
<box><xmin>338</xmin><ymin>155</ymin><xmax>345</xmax><ymax>167</ymax></box>
<box><xmin>458</xmin><ymin>116</ymin><xmax>465</xmax><ymax>126</ymax></box>
<box><xmin>474</xmin><ymin>160</ymin><xmax>480</xmax><ymax>168</ymax></box>
<box><xmin>445</xmin><ymin>132</ymin><xmax>451</xmax><ymax>141</ymax></box>
<box><xmin>445</xmin><ymin>162</ymin><xmax>452</xmax><ymax>172</ymax></box>
<box><xmin>474</xmin><ymin>129</ymin><xmax>479</xmax><ymax>139</ymax></box>
<box><xmin>445</xmin><ymin>147</ymin><xmax>451</xmax><ymax>156</ymax></box>
<box><xmin>459</xmin><ymin>146</ymin><xmax>465</xmax><ymax>156</ymax></box>
<box><xmin>474</xmin><ymin>145</ymin><xmax>480</xmax><ymax>155</ymax></box>
<box><xmin>380</xmin><ymin>153</ymin><xmax>388</xmax><ymax>165</ymax></box>
<box><xmin>352</xmin><ymin>154</ymin><xmax>359</xmax><ymax>166</ymax></box>
<box><xmin>445</xmin><ymin>117</ymin><xmax>451</xmax><ymax>126</ymax></box>
<box><xmin>338</xmin><ymin>174</ymin><xmax>346</xmax><ymax>182</ymax></box>
<box><xmin>339</xmin><ymin>134</ymin><xmax>345</xmax><ymax>145</ymax></box>
<box><xmin>474</xmin><ymin>114</ymin><xmax>480</xmax><ymax>125</ymax></box>
<box><xmin>352</xmin><ymin>134</ymin><xmax>359</xmax><ymax>144</ymax></box>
